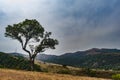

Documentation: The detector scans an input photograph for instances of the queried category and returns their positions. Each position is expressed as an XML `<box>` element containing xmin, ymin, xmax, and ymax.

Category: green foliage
<box><xmin>5</xmin><ymin>19</ymin><xmax>58</xmax><ymax>70</ymax></box>
<box><xmin>0</xmin><ymin>52</ymin><xmax>41</xmax><ymax>71</ymax></box>
<box><xmin>62</xmin><ymin>64</ymin><xmax>67</xmax><ymax>68</ymax></box>
<box><xmin>5</xmin><ymin>19</ymin><xmax>58</xmax><ymax>54</ymax></box>
<box><xmin>41</xmin><ymin>68</ymin><xmax>49</xmax><ymax>72</ymax></box>
<box><xmin>57</xmin><ymin>68</ymin><xmax>71</xmax><ymax>74</ymax></box>
<box><xmin>43</xmin><ymin>51</ymin><xmax>120</xmax><ymax>70</ymax></box>
<box><xmin>5</xmin><ymin>19</ymin><xmax>44</xmax><ymax>40</ymax></box>
<box><xmin>112</xmin><ymin>74</ymin><xmax>120</xmax><ymax>80</ymax></box>
<box><xmin>82</xmin><ymin>68</ymin><xmax>97</xmax><ymax>77</ymax></box>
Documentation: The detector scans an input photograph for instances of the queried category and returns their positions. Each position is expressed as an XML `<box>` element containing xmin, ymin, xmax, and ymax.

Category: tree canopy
<box><xmin>5</xmin><ymin>19</ymin><xmax>58</xmax><ymax>70</ymax></box>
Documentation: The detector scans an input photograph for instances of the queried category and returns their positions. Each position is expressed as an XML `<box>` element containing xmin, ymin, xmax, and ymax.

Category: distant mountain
<box><xmin>10</xmin><ymin>52</ymin><xmax>28</xmax><ymax>58</ymax></box>
<box><xmin>37</xmin><ymin>48</ymin><xmax>120</xmax><ymax>70</ymax></box>
<box><xmin>36</xmin><ymin>54</ymin><xmax>58</xmax><ymax>61</ymax></box>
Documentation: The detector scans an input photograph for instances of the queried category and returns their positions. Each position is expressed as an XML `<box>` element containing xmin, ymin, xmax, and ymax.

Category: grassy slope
<box><xmin>0</xmin><ymin>52</ymin><xmax>41</xmax><ymax>71</ymax></box>
<box><xmin>0</xmin><ymin>68</ymin><xmax>111</xmax><ymax>80</ymax></box>
<box><xmin>0</xmin><ymin>52</ymin><xmax>30</xmax><ymax>70</ymax></box>
<box><xmin>0</xmin><ymin>52</ymin><xmax>118</xmax><ymax>79</ymax></box>
<box><xmin>37</xmin><ymin>61</ymin><xmax>119</xmax><ymax>79</ymax></box>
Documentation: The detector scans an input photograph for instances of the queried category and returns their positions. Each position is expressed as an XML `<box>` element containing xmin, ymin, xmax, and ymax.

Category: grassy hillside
<box><xmin>36</xmin><ymin>61</ymin><xmax>120</xmax><ymax>79</ymax></box>
<box><xmin>0</xmin><ymin>68</ymin><xmax>111</xmax><ymax>80</ymax></box>
<box><xmin>37</xmin><ymin>48</ymin><xmax>120</xmax><ymax>70</ymax></box>
<box><xmin>0</xmin><ymin>52</ymin><xmax>40</xmax><ymax>71</ymax></box>
<box><xmin>0</xmin><ymin>51</ymin><xmax>119</xmax><ymax>79</ymax></box>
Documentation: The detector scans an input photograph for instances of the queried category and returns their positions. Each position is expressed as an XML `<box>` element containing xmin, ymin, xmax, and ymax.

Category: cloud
<box><xmin>0</xmin><ymin>0</ymin><xmax>120</xmax><ymax>55</ymax></box>
<box><xmin>50</xmin><ymin>0</ymin><xmax>120</xmax><ymax>54</ymax></box>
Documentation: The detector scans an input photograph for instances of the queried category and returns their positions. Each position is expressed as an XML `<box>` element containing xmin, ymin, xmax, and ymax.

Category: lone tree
<box><xmin>5</xmin><ymin>19</ymin><xmax>58</xmax><ymax>70</ymax></box>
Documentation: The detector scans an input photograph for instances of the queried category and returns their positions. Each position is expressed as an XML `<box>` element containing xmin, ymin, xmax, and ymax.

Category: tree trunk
<box><xmin>29</xmin><ymin>57</ymin><xmax>35</xmax><ymax>71</ymax></box>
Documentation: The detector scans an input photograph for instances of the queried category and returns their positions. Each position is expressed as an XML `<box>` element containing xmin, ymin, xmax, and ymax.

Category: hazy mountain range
<box><xmin>10</xmin><ymin>48</ymin><xmax>120</xmax><ymax>70</ymax></box>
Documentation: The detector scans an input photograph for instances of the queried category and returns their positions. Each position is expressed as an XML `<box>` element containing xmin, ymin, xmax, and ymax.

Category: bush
<box><xmin>112</xmin><ymin>74</ymin><xmax>120</xmax><ymax>80</ymax></box>
<box><xmin>82</xmin><ymin>68</ymin><xmax>97</xmax><ymax>77</ymax></box>
<box><xmin>41</xmin><ymin>68</ymin><xmax>49</xmax><ymax>72</ymax></box>
<box><xmin>57</xmin><ymin>69</ymin><xmax>71</xmax><ymax>74</ymax></box>
<box><xmin>62</xmin><ymin>64</ymin><xmax>67</xmax><ymax>68</ymax></box>
<box><xmin>33</xmin><ymin>64</ymin><xmax>42</xmax><ymax>71</ymax></box>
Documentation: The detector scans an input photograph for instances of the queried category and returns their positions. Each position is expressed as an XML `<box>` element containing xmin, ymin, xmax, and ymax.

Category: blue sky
<box><xmin>0</xmin><ymin>0</ymin><xmax>120</xmax><ymax>55</ymax></box>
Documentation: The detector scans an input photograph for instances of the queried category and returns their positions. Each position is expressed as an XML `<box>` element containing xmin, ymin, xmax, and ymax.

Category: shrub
<box><xmin>57</xmin><ymin>69</ymin><xmax>71</xmax><ymax>74</ymax></box>
<box><xmin>112</xmin><ymin>74</ymin><xmax>120</xmax><ymax>80</ymax></box>
<box><xmin>82</xmin><ymin>68</ymin><xmax>97</xmax><ymax>77</ymax></box>
<box><xmin>33</xmin><ymin>65</ymin><xmax>42</xmax><ymax>71</ymax></box>
<box><xmin>41</xmin><ymin>68</ymin><xmax>49</xmax><ymax>72</ymax></box>
<box><xmin>62</xmin><ymin>64</ymin><xmax>67</xmax><ymax>68</ymax></box>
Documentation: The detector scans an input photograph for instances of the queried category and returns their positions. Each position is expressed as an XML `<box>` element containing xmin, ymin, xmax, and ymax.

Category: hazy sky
<box><xmin>0</xmin><ymin>0</ymin><xmax>120</xmax><ymax>55</ymax></box>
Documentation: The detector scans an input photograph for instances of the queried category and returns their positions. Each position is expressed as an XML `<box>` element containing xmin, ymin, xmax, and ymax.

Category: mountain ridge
<box><xmin>37</xmin><ymin>48</ymin><xmax>120</xmax><ymax>70</ymax></box>
<box><xmin>8</xmin><ymin>48</ymin><xmax>120</xmax><ymax>70</ymax></box>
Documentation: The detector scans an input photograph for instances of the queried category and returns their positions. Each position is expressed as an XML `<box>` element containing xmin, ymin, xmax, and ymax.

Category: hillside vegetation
<box><xmin>37</xmin><ymin>48</ymin><xmax>120</xmax><ymax>70</ymax></box>
<box><xmin>0</xmin><ymin>69</ymin><xmax>111</xmax><ymax>80</ymax></box>
<box><xmin>0</xmin><ymin>52</ymin><xmax>119</xmax><ymax>79</ymax></box>
<box><xmin>0</xmin><ymin>52</ymin><xmax>40</xmax><ymax>71</ymax></box>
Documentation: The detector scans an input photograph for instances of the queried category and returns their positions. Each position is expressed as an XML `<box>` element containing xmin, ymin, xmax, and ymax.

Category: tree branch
<box><xmin>21</xmin><ymin>38</ymin><xmax>31</xmax><ymax>57</ymax></box>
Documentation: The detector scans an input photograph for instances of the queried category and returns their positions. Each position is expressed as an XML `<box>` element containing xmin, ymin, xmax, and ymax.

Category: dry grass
<box><xmin>0</xmin><ymin>69</ymin><xmax>111</xmax><ymax>80</ymax></box>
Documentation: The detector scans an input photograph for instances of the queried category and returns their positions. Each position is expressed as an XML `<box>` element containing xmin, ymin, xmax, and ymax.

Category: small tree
<box><xmin>5</xmin><ymin>19</ymin><xmax>58</xmax><ymax>70</ymax></box>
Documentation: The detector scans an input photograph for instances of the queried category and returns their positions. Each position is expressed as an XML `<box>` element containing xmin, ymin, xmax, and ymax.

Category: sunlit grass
<box><xmin>0</xmin><ymin>68</ymin><xmax>111</xmax><ymax>80</ymax></box>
